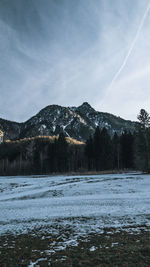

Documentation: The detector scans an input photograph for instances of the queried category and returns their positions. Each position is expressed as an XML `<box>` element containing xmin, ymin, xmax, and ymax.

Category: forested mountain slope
<box><xmin>0</xmin><ymin>102</ymin><xmax>138</xmax><ymax>141</ymax></box>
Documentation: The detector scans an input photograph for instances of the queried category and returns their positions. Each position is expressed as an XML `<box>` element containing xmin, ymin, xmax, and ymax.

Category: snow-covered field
<box><xmin>0</xmin><ymin>172</ymin><xmax>150</xmax><ymax>236</ymax></box>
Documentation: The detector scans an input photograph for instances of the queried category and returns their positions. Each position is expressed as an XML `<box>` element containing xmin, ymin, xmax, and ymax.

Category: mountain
<box><xmin>0</xmin><ymin>102</ymin><xmax>138</xmax><ymax>142</ymax></box>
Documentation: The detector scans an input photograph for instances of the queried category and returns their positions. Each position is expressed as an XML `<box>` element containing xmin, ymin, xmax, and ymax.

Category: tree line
<box><xmin>85</xmin><ymin>127</ymin><xmax>134</xmax><ymax>171</ymax></box>
<box><xmin>85</xmin><ymin>109</ymin><xmax>150</xmax><ymax>172</ymax></box>
<box><xmin>0</xmin><ymin>109</ymin><xmax>150</xmax><ymax>175</ymax></box>
<box><xmin>0</xmin><ymin>134</ymin><xmax>86</xmax><ymax>175</ymax></box>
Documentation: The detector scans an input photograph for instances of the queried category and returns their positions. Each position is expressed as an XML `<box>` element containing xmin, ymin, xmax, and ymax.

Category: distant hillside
<box><xmin>0</xmin><ymin>102</ymin><xmax>138</xmax><ymax>141</ymax></box>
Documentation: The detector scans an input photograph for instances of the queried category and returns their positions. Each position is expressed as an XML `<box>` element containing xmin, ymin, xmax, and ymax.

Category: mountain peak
<box><xmin>80</xmin><ymin>102</ymin><xmax>92</xmax><ymax>108</ymax></box>
<box><xmin>77</xmin><ymin>102</ymin><xmax>95</xmax><ymax>114</ymax></box>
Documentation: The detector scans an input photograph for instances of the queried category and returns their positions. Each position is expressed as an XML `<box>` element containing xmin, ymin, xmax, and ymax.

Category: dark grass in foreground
<box><xmin>0</xmin><ymin>226</ymin><xmax>150</xmax><ymax>267</ymax></box>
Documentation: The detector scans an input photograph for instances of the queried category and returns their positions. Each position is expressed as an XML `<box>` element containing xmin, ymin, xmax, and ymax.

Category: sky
<box><xmin>0</xmin><ymin>0</ymin><xmax>150</xmax><ymax>122</ymax></box>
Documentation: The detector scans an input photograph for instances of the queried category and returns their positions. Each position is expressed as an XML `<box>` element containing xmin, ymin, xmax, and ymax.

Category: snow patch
<box><xmin>0</xmin><ymin>172</ymin><xmax>149</xmax><ymax>239</ymax></box>
<box><xmin>42</xmin><ymin>124</ymin><xmax>47</xmax><ymax>129</ymax></box>
<box><xmin>89</xmin><ymin>246</ymin><xmax>97</xmax><ymax>252</ymax></box>
<box><xmin>28</xmin><ymin>258</ymin><xmax>47</xmax><ymax>267</ymax></box>
<box><xmin>52</xmin><ymin>125</ymin><xmax>56</xmax><ymax>132</ymax></box>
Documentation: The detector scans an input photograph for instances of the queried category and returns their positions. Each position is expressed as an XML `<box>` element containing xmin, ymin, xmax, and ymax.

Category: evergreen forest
<box><xmin>0</xmin><ymin>109</ymin><xmax>150</xmax><ymax>175</ymax></box>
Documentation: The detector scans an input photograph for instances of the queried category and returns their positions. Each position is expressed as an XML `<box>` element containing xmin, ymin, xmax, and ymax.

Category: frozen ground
<box><xmin>0</xmin><ymin>172</ymin><xmax>150</xmax><ymax>236</ymax></box>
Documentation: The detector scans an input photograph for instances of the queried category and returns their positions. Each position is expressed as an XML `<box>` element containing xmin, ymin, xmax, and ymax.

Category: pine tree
<box><xmin>136</xmin><ymin>109</ymin><xmax>150</xmax><ymax>171</ymax></box>
<box><xmin>100</xmin><ymin>128</ymin><xmax>113</xmax><ymax>170</ymax></box>
<box><xmin>120</xmin><ymin>131</ymin><xmax>134</xmax><ymax>169</ymax></box>
<box><xmin>56</xmin><ymin>132</ymin><xmax>68</xmax><ymax>172</ymax></box>
<box><xmin>137</xmin><ymin>109</ymin><xmax>150</xmax><ymax>130</ymax></box>
<box><xmin>85</xmin><ymin>135</ymin><xmax>94</xmax><ymax>170</ymax></box>
<box><xmin>112</xmin><ymin>132</ymin><xmax>120</xmax><ymax>169</ymax></box>
<box><xmin>93</xmin><ymin>127</ymin><xmax>102</xmax><ymax>170</ymax></box>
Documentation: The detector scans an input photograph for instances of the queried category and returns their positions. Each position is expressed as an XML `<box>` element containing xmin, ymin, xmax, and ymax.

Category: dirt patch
<box><xmin>0</xmin><ymin>225</ymin><xmax>150</xmax><ymax>266</ymax></box>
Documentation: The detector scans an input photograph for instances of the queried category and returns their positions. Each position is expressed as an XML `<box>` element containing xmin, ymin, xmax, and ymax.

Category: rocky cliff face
<box><xmin>0</xmin><ymin>102</ymin><xmax>138</xmax><ymax>141</ymax></box>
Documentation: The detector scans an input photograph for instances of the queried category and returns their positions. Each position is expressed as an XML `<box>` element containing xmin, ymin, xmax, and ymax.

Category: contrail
<box><xmin>107</xmin><ymin>2</ymin><xmax>150</xmax><ymax>91</ymax></box>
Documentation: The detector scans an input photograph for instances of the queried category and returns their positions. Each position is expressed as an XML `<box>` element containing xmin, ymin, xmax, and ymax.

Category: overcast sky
<box><xmin>0</xmin><ymin>0</ymin><xmax>150</xmax><ymax>122</ymax></box>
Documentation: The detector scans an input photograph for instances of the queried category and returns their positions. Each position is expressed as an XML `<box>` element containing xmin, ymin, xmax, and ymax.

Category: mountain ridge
<box><xmin>0</xmin><ymin>102</ymin><xmax>138</xmax><ymax>141</ymax></box>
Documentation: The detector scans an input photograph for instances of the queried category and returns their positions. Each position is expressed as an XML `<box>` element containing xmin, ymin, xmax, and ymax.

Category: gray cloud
<box><xmin>0</xmin><ymin>0</ymin><xmax>149</xmax><ymax>121</ymax></box>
